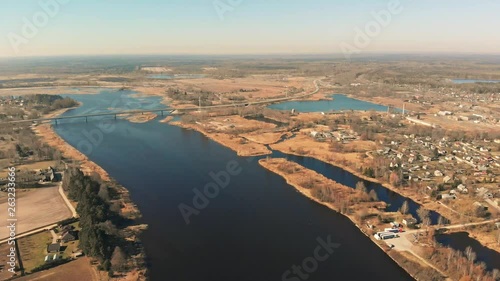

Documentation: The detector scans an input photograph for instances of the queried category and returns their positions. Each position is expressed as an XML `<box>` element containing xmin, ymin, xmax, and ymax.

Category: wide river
<box><xmin>55</xmin><ymin>90</ymin><xmax>415</xmax><ymax>281</ymax></box>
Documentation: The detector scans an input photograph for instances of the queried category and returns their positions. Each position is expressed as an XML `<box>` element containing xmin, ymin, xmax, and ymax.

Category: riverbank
<box><xmin>170</xmin><ymin>119</ymin><xmax>273</xmax><ymax>157</ymax></box>
<box><xmin>33</xmin><ymin>107</ymin><xmax>148</xmax><ymax>281</ymax></box>
<box><xmin>270</xmin><ymin>134</ymin><xmax>461</xmax><ymax>224</ymax></box>
<box><xmin>258</xmin><ymin>158</ymin><xmax>446</xmax><ymax>281</ymax></box>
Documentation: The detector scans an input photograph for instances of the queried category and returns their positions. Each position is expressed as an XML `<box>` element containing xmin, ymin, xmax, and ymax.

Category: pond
<box><xmin>268</xmin><ymin>94</ymin><xmax>398</xmax><ymax>113</ymax></box>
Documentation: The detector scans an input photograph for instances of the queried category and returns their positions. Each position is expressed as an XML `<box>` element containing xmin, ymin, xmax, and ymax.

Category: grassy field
<box><xmin>17</xmin><ymin>231</ymin><xmax>52</xmax><ymax>273</ymax></box>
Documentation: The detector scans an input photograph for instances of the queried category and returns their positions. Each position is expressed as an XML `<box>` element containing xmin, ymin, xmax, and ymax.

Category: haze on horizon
<box><xmin>1</xmin><ymin>0</ymin><xmax>499</xmax><ymax>58</ymax></box>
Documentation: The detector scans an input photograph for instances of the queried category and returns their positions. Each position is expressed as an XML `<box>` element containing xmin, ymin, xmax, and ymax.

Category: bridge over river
<box><xmin>1</xmin><ymin>79</ymin><xmax>322</xmax><ymax>125</ymax></box>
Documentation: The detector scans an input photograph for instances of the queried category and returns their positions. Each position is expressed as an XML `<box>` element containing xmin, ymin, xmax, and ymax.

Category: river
<box><xmin>54</xmin><ymin>90</ymin><xmax>417</xmax><ymax>280</ymax></box>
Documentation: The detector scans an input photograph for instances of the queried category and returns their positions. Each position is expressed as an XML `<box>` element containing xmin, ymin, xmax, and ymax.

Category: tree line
<box><xmin>62</xmin><ymin>168</ymin><xmax>127</xmax><ymax>274</ymax></box>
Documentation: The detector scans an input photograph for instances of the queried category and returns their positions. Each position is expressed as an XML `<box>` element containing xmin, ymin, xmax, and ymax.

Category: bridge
<box><xmin>6</xmin><ymin>108</ymin><xmax>175</xmax><ymax>125</ymax></box>
<box><xmin>2</xmin><ymin>79</ymin><xmax>322</xmax><ymax>125</ymax></box>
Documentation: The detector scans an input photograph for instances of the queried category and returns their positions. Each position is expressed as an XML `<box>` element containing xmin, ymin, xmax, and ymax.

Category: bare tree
<box><xmin>368</xmin><ymin>189</ymin><xmax>378</xmax><ymax>201</ymax></box>
<box><xmin>355</xmin><ymin>181</ymin><xmax>367</xmax><ymax>194</ymax></box>
<box><xmin>111</xmin><ymin>246</ymin><xmax>127</xmax><ymax>272</ymax></box>
<box><xmin>417</xmin><ymin>207</ymin><xmax>430</xmax><ymax>223</ymax></box>
<box><xmin>400</xmin><ymin>201</ymin><xmax>409</xmax><ymax>215</ymax></box>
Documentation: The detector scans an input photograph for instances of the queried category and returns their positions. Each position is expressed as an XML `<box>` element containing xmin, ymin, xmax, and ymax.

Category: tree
<box><xmin>417</xmin><ymin>207</ymin><xmax>430</xmax><ymax>226</ymax></box>
<box><xmin>389</xmin><ymin>172</ymin><xmax>400</xmax><ymax>187</ymax></box>
<box><xmin>400</xmin><ymin>201</ymin><xmax>409</xmax><ymax>215</ymax></box>
<box><xmin>368</xmin><ymin>190</ymin><xmax>378</xmax><ymax>201</ymax></box>
<box><xmin>111</xmin><ymin>246</ymin><xmax>127</xmax><ymax>272</ymax></box>
<box><xmin>98</xmin><ymin>184</ymin><xmax>110</xmax><ymax>201</ymax></box>
<box><xmin>355</xmin><ymin>181</ymin><xmax>367</xmax><ymax>194</ymax></box>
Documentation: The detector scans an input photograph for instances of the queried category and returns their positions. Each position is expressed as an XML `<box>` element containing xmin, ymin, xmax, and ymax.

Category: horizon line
<box><xmin>1</xmin><ymin>51</ymin><xmax>500</xmax><ymax>60</ymax></box>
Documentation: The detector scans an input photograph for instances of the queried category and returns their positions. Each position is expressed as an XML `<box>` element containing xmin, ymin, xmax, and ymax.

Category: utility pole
<box><xmin>199</xmin><ymin>95</ymin><xmax>202</xmax><ymax>112</ymax></box>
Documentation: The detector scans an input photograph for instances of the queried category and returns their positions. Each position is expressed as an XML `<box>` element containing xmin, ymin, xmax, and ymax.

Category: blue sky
<box><xmin>1</xmin><ymin>0</ymin><xmax>499</xmax><ymax>57</ymax></box>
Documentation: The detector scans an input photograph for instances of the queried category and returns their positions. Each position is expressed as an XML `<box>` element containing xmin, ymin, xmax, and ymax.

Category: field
<box><xmin>0</xmin><ymin>186</ymin><xmax>72</xmax><ymax>240</ymax></box>
<box><xmin>15</xmin><ymin>257</ymin><xmax>97</xmax><ymax>281</ymax></box>
<box><xmin>17</xmin><ymin>231</ymin><xmax>53</xmax><ymax>273</ymax></box>
<box><xmin>0</xmin><ymin>242</ymin><xmax>19</xmax><ymax>280</ymax></box>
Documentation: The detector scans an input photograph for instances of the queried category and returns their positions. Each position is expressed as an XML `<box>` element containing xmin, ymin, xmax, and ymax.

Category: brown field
<box><xmin>0</xmin><ymin>86</ymin><xmax>105</xmax><ymax>97</ymax></box>
<box><xmin>0</xmin><ymin>186</ymin><xmax>72</xmax><ymax>240</ymax></box>
<box><xmin>240</xmin><ymin>132</ymin><xmax>291</xmax><ymax>145</ymax></box>
<box><xmin>15</xmin><ymin>257</ymin><xmax>97</xmax><ymax>281</ymax></box>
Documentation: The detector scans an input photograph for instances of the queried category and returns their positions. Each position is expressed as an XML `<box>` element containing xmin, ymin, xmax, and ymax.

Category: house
<box><xmin>473</xmin><ymin>202</ymin><xmax>488</xmax><ymax>211</ymax></box>
<box><xmin>438</xmin><ymin>111</ymin><xmax>453</xmax><ymax>116</ymax></box>
<box><xmin>457</xmin><ymin>184</ymin><xmax>468</xmax><ymax>194</ymax></box>
<box><xmin>434</xmin><ymin>170</ymin><xmax>444</xmax><ymax>177</ymax></box>
<box><xmin>402</xmin><ymin>218</ymin><xmax>417</xmax><ymax>227</ymax></box>
<box><xmin>440</xmin><ymin>194</ymin><xmax>457</xmax><ymax>200</ymax></box>
<box><xmin>443</xmin><ymin>176</ymin><xmax>452</xmax><ymax>184</ymax></box>
<box><xmin>61</xmin><ymin>231</ymin><xmax>78</xmax><ymax>243</ymax></box>
<box><xmin>47</xmin><ymin>243</ymin><xmax>61</xmax><ymax>253</ymax></box>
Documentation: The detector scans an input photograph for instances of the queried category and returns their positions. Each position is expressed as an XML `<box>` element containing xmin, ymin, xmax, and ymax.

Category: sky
<box><xmin>0</xmin><ymin>0</ymin><xmax>499</xmax><ymax>57</ymax></box>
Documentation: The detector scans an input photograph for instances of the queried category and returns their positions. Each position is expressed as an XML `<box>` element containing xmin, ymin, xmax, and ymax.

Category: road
<box><xmin>50</xmin><ymin>229</ymin><xmax>58</xmax><ymax>244</ymax></box>
<box><xmin>485</xmin><ymin>199</ymin><xmax>500</xmax><ymax>212</ymax></box>
<box><xmin>0</xmin><ymin>224</ymin><xmax>57</xmax><ymax>245</ymax></box>
<box><xmin>58</xmin><ymin>174</ymin><xmax>78</xmax><ymax>218</ymax></box>
<box><xmin>1</xmin><ymin>79</ymin><xmax>323</xmax><ymax>125</ymax></box>
<box><xmin>387</xmin><ymin>218</ymin><xmax>500</xmax><ymax>279</ymax></box>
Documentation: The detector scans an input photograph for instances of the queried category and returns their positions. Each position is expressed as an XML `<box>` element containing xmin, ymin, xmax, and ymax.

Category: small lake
<box><xmin>452</xmin><ymin>79</ymin><xmax>500</xmax><ymax>84</ymax></box>
<box><xmin>268</xmin><ymin>94</ymin><xmax>394</xmax><ymax>113</ymax></box>
<box><xmin>435</xmin><ymin>232</ymin><xmax>500</xmax><ymax>272</ymax></box>
<box><xmin>147</xmin><ymin>74</ymin><xmax>206</xmax><ymax>80</ymax></box>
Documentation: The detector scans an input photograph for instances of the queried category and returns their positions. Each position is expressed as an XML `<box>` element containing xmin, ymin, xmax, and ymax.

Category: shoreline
<box><xmin>269</xmin><ymin>142</ymin><xmax>459</xmax><ymax>222</ymax></box>
<box><xmin>268</xmin><ymin>144</ymin><xmax>500</xmax><ymax>254</ymax></box>
<box><xmin>34</xmin><ymin>106</ymin><xmax>148</xmax><ymax>280</ymax></box>
<box><xmin>258</xmin><ymin>158</ymin><xmax>436</xmax><ymax>281</ymax></box>
<box><xmin>171</xmin><ymin>121</ymin><xmax>272</xmax><ymax>157</ymax></box>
